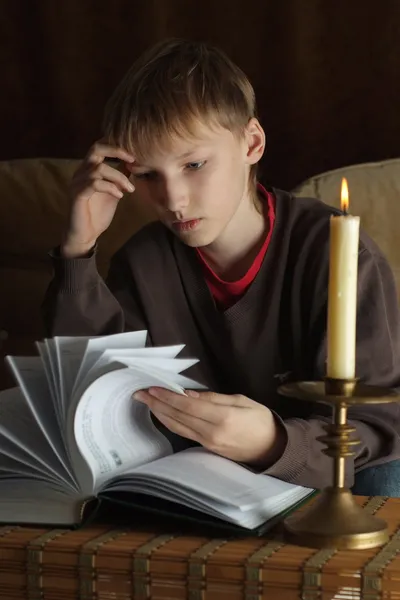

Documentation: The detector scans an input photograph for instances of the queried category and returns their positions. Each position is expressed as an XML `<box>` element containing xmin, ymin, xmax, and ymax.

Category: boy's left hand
<box><xmin>133</xmin><ymin>387</ymin><xmax>286</xmax><ymax>467</ymax></box>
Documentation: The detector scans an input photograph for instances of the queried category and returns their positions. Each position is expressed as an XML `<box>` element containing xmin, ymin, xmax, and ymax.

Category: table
<box><xmin>0</xmin><ymin>496</ymin><xmax>399</xmax><ymax>599</ymax></box>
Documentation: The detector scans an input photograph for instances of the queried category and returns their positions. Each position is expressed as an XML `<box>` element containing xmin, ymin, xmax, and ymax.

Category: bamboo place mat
<box><xmin>1</xmin><ymin>496</ymin><xmax>400</xmax><ymax>600</ymax></box>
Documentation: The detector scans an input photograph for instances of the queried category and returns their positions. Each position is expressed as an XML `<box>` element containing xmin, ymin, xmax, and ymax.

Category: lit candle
<box><xmin>326</xmin><ymin>178</ymin><xmax>360</xmax><ymax>380</ymax></box>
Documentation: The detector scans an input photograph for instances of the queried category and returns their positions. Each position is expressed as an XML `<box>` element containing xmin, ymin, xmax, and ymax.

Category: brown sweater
<box><xmin>42</xmin><ymin>188</ymin><xmax>400</xmax><ymax>489</ymax></box>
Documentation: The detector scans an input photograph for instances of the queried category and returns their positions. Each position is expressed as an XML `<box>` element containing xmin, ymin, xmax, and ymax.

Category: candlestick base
<box><xmin>284</xmin><ymin>487</ymin><xmax>388</xmax><ymax>550</ymax></box>
<box><xmin>278</xmin><ymin>379</ymin><xmax>399</xmax><ymax>549</ymax></box>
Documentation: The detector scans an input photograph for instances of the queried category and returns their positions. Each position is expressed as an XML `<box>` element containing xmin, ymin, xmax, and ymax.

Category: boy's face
<box><xmin>129</xmin><ymin>119</ymin><xmax>264</xmax><ymax>249</ymax></box>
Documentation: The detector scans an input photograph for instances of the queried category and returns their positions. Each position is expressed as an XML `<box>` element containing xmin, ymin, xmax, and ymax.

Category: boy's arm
<box><xmin>264</xmin><ymin>236</ymin><xmax>400</xmax><ymax>489</ymax></box>
<box><xmin>42</xmin><ymin>245</ymin><xmax>146</xmax><ymax>337</ymax></box>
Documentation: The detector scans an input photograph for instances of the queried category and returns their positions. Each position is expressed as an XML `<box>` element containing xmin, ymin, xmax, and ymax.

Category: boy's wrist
<box><xmin>61</xmin><ymin>238</ymin><xmax>97</xmax><ymax>258</ymax></box>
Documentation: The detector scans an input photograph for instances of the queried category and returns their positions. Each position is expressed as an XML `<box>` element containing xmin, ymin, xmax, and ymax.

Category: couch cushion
<box><xmin>0</xmin><ymin>263</ymin><xmax>52</xmax><ymax>334</ymax></box>
<box><xmin>294</xmin><ymin>158</ymin><xmax>400</xmax><ymax>295</ymax></box>
<box><xmin>0</xmin><ymin>158</ymin><xmax>157</xmax><ymax>264</ymax></box>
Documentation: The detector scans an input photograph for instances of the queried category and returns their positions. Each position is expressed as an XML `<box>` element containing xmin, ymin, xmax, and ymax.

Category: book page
<box><xmin>38</xmin><ymin>339</ymin><xmax>82</xmax><ymax>452</ymax></box>
<box><xmin>0</xmin><ymin>437</ymin><xmax>69</xmax><ymax>484</ymax></box>
<box><xmin>71</xmin><ymin>348</ymin><xmax>190</xmax><ymax>404</ymax></box>
<box><xmin>54</xmin><ymin>336</ymin><xmax>90</xmax><ymax>420</ymax></box>
<box><xmin>86</xmin><ymin>349</ymin><xmax>192</xmax><ymax>382</ymax></box>
<box><xmin>5</xmin><ymin>356</ymin><xmax>77</xmax><ymax>487</ymax></box>
<box><xmin>109</xmin><ymin>356</ymin><xmax>199</xmax><ymax>374</ymax></box>
<box><xmin>0</xmin><ymin>427</ymin><xmax>64</xmax><ymax>483</ymax></box>
<box><xmin>102</xmin><ymin>478</ymin><xmax>252</xmax><ymax>525</ymax></box>
<box><xmin>71</xmin><ymin>367</ymin><xmax>184</xmax><ymax>493</ymax></box>
<box><xmin>73</xmin><ymin>331</ymin><xmax>148</xmax><ymax>394</ymax></box>
<box><xmin>125</xmin><ymin>363</ymin><xmax>206</xmax><ymax>392</ymax></box>
<box><xmin>95</xmin><ymin>345</ymin><xmax>185</xmax><ymax>362</ymax></box>
<box><xmin>44</xmin><ymin>338</ymin><xmax>62</xmax><ymax>410</ymax></box>
<box><xmin>114</xmin><ymin>447</ymin><xmax>309</xmax><ymax>508</ymax></box>
<box><xmin>36</xmin><ymin>342</ymin><xmax>58</xmax><ymax>410</ymax></box>
<box><xmin>105</xmin><ymin>446</ymin><xmax>312</xmax><ymax>529</ymax></box>
<box><xmin>0</xmin><ymin>387</ymin><xmax>77</xmax><ymax>488</ymax></box>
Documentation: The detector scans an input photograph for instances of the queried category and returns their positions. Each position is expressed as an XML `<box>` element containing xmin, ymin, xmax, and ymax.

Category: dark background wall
<box><xmin>1</xmin><ymin>0</ymin><xmax>399</xmax><ymax>190</ymax></box>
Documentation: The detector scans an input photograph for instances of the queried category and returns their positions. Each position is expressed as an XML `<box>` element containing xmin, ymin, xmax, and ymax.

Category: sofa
<box><xmin>1</xmin><ymin>157</ymin><xmax>400</xmax><ymax>390</ymax></box>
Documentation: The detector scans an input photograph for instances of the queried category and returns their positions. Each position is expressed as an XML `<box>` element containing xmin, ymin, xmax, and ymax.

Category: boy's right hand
<box><xmin>61</xmin><ymin>142</ymin><xmax>135</xmax><ymax>258</ymax></box>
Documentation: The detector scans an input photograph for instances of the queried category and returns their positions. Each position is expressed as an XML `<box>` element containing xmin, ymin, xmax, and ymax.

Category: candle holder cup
<box><xmin>278</xmin><ymin>377</ymin><xmax>399</xmax><ymax>549</ymax></box>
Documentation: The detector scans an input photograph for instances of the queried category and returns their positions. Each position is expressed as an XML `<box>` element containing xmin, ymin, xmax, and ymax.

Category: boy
<box><xmin>43</xmin><ymin>38</ymin><xmax>400</xmax><ymax>494</ymax></box>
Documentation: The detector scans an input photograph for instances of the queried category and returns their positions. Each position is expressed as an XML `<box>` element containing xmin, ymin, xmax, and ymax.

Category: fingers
<box><xmin>73</xmin><ymin>178</ymin><xmax>126</xmax><ymax>201</ymax></box>
<box><xmin>148</xmin><ymin>388</ymin><xmax>247</xmax><ymax>408</ymax></box>
<box><xmin>87</xmin><ymin>142</ymin><xmax>135</xmax><ymax>166</ymax></box>
<box><xmin>137</xmin><ymin>390</ymin><xmax>213</xmax><ymax>442</ymax></box>
<box><xmin>90</xmin><ymin>162</ymin><xmax>134</xmax><ymax>192</ymax></box>
<box><xmin>72</xmin><ymin>144</ymin><xmax>136</xmax><ymax>199</ymax></box>
<box><xmin>192</xmin><ymin>391</ymin><xmax>248</xmax><ymax>407</ymax></box>
<box><xmin>134</xmin><ymin>388</ymin><xmax>236</xmax><ymax>424</ymax></box>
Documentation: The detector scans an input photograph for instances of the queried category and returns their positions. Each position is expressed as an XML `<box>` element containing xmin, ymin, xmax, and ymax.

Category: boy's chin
<box><xmin>171</xmin><ymin>228</ymin><xmax>217</xmax><ymax>248</ymax></box>
<box><xmin>164</xmin><ymin>220</ymin><xmax>216</xmax><ymax>247</ymax></box>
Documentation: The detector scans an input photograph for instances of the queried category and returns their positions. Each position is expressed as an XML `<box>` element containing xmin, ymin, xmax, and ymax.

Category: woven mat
<box><xmin>0</xmin><ymin>496</ymin><xmax>400</xmax><ymax>599</ymax></box>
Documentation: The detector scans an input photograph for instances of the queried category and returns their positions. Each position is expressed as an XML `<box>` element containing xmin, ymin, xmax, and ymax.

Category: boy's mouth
<box><xmin>172</xmin><ymin>218</ymin><xmax>202</xmax><ymax>232</ymax></box>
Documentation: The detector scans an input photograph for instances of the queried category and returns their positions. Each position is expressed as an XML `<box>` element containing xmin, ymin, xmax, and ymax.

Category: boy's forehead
<box><xmin>134</xmin><ymin>122</ymin><xmax>234</xmax><ymax>164</ymax></box>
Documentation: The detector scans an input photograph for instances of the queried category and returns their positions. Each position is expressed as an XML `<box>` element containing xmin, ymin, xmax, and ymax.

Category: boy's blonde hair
<box><xmin>103</xmin><ymin>38</ymin><xmax>259</xmax><ymax>186</ymax></box>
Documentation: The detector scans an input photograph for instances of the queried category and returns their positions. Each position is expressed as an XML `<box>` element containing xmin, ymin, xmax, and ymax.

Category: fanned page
<box><xmin>70</xmin><ymin>364</ymin><xmax>205</xmax><ymax>495</ymax></box>
<box><xmin>39</xmin><ymin>331</ymin><xmax>158</xmax><ymax>495</ymax></box>
<box><xmin>71</xmin><ymin>346</ymin><xmax>189</xmax><ymax>405</ymax></box>
<box><xmin>53</xmin><ymin>336</ymin><xmax>91</xmax><ymax>422</ymax></box>
<box><xmin>36</xmin><ymin>342</ymin><xmax>60</xmax><ymax>423</ymax></box>
<box><xmin>103</xmin><ymin>447</ymin><xmax>313</xmax><ymax>530</ymax></box>
<box><xmin>5</xmin><ymin>356</ymin><xmax>77</xmax><ymax>488</ymax></box>
<box><xmin>0</xmin><ymin>386</ymin><xmax>82</xmax><ymax>525</ymax></box>
<box><xmin>72</xmin><ymin>331</ymin><xmax>148</xmax><ymax>395</ymax></box>
<box><xmin>0</xmin><ymin>387</ymin><xmax>75</xmax><ymax>487</ymax></box>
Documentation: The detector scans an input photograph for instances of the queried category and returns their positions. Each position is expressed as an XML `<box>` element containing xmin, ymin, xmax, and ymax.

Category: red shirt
<box><xmin>196</xmin><ymin>185</ymin><xmax>276</xmax><ymax>309</ymax></box>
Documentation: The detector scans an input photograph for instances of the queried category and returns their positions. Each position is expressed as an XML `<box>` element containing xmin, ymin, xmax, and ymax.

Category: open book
<box><xmin>0</xmin><ymin>331</ymin><xmax>313</xmax><ymax>534</ymax></box>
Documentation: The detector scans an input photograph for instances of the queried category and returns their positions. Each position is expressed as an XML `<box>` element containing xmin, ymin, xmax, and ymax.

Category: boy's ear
<box><xmin>244</xmin><ymin>118</ymin><xmax>266</xmax><ymax>165</ymax></box>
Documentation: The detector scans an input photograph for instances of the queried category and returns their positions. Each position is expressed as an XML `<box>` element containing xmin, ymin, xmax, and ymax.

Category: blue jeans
<box><xmin>352</xmin><ymin>460</ymin><xmax>400</xmax><ymax>497</ymax></box>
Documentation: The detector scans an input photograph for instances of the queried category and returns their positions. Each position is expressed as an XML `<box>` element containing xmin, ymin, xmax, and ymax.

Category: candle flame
<box><xmin>341</xmin><ymin>178</ymin><xmax>349</xmax><ymax>213</ymax></box>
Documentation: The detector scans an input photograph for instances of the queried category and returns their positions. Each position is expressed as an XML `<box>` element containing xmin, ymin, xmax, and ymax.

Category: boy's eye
<box><xmin>133</xmin><ymin>161</ymin><xmax>206</xmax><ymax>179</ymax></box>
<box><xmin>186</xmin><ymin>161</ymin><xmax>206</xmax><ymax>170</ymax></box>
<box><xmin>134</xmin><ymin>171</ymin><xmax>156</xmax><ymax>180</ymax></box>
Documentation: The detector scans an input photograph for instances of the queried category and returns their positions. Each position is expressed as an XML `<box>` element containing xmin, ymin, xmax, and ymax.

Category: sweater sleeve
<box><xmin>42</xmin><ymin>245</ymin><xmax>147</xmax><ymax>337</ymax></box>
<box><xmin>264</xmin><ymin>234</ymin><xmax>400</xmax><ymax>489</ymax></box>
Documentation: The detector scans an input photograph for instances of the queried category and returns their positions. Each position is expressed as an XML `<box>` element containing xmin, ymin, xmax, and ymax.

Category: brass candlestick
<box><xmin>278</xmin><ymin>378</ymin><xmax>399</xmax><ymax>550</ymax></box>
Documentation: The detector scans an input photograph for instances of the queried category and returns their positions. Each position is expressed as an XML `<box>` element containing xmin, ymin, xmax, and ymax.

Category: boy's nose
<box><xmin>160</xmin><ymin>181</ymin><xmax>189</xmax><ymax>213</ymax></box>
